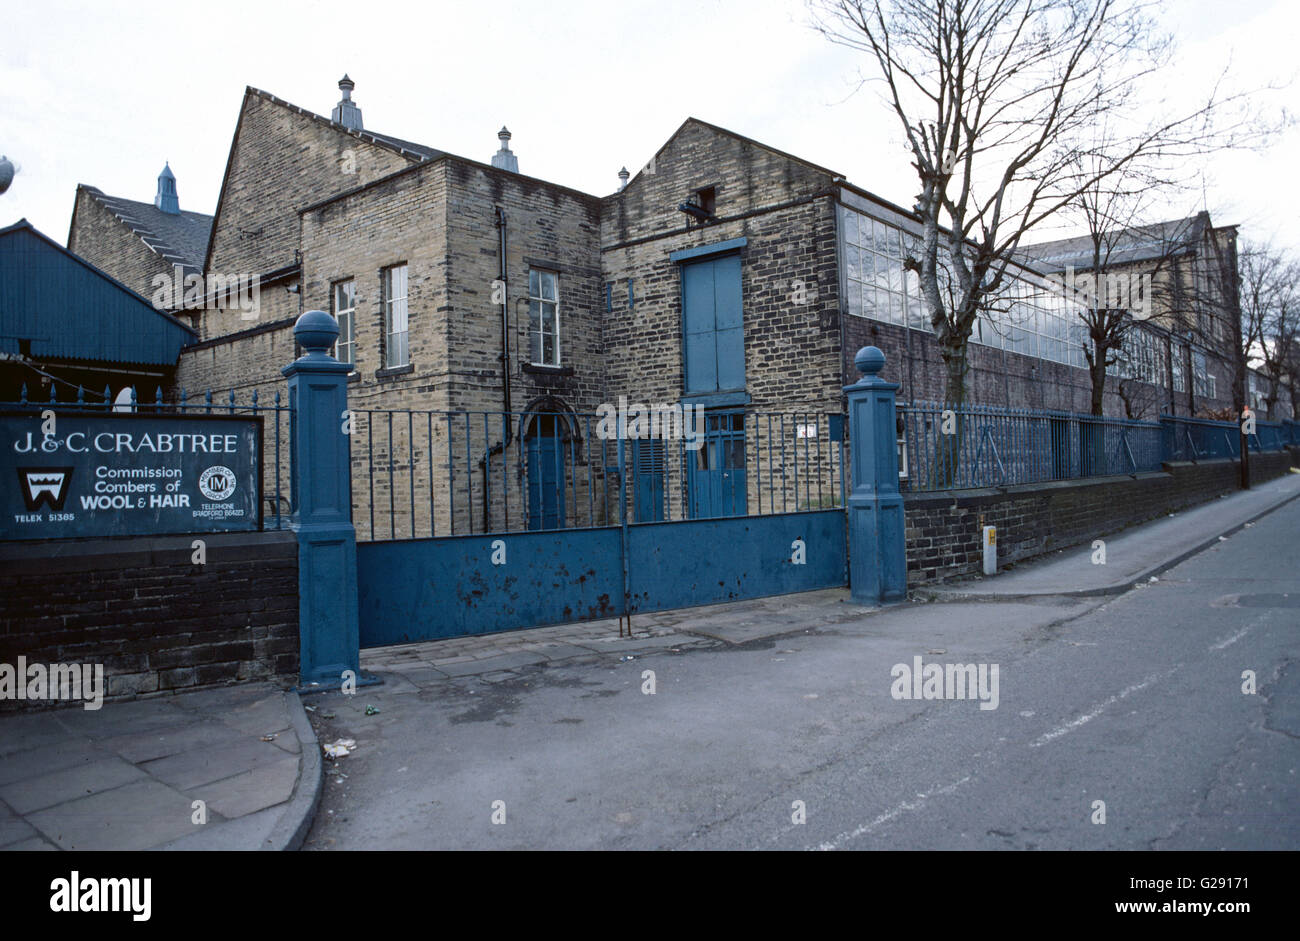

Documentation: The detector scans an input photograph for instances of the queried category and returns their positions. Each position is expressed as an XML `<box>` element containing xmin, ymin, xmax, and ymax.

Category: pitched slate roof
<box><xmin>1020</xmin><ymin>213</ymin><xmax>1211</xmax><ymax>272</ymax></box>
<box><xmin>365</xmin><ymin>131</ymin><xmax>443</xmax><ymax>161</ymax></box>
<box><xmin>76</xmin><ymin>184</ymin><xmax>213</xmax><ymax>275</ymax></box>
<box><xmin>245</xmin><ymin>87</ymin><xmax>445</xmax><ymax>163</ymax></box>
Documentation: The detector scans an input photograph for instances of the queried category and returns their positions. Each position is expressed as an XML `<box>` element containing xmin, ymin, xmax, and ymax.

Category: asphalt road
<box><xmin>307</xmin><ymin>499</ymin><xmax>1300</xmax><ymax>850</ymax></box>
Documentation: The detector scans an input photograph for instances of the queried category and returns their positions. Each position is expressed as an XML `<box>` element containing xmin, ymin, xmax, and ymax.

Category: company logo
<box><xmin>18</xmin><ymin>467</ymin><xmax>73</xmax><ymax>511</ymax></box>
<box><xmin>198</xmin><ymin>466</ymin><xmax>236</xmax><ymax>501</ymax></box>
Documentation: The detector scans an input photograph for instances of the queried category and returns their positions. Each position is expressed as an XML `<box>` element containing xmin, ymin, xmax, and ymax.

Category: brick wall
<box><xmin>202</xmin><ymin>90</ymin><xmax>417</xmax><ymax>340</ymax></box>
<box><xmin>602</xmin><ymin>119</ymin><xmax>842</xmax><ymax>413</ymax></box>
<box><xmin>0</xmin><ymin>532</ymin><xmax>298</xmax><ymax>710</ymax></box>
<box><xmin>67</xmin><ymin>186</ymin><xmax>174</xmax><ymax>298</ymax></box>
<box><xmin>903</xmin><ymin>448</ymin><xmax>1297</xmax><ymax>584</ymax></box>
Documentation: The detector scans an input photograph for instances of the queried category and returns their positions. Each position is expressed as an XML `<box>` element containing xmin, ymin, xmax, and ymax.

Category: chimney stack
<box><xmin>491</xmin><ymin>127</ymin><xmax>519</xmax><ymax>173</ymax></box>
<box><xmin>332</xmin><ymin>75</ymin><xmax>363</xmax><ymax>131</ymax></box>
<box><xmin>155</xmin><ymin>162</ymin><xmax>179</xmax><ymax>215</ymax></box>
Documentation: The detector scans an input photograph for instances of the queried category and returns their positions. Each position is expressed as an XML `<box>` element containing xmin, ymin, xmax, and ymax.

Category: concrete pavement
<box><xmin>0</xmin><ymin>682</ymin><xmax>319</xmax><ymax>851</ymax></box>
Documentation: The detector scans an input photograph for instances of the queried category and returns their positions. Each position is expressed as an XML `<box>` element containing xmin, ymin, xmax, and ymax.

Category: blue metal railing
<box><xmin>899</xmin><ymin>401</ymin><xmax>1297</xmax><ymax>494</ymax></box>
<box><xmin>1161</xmin><ymin>414</ymin><xmax>1293</xmax><ymax>462</ymax></box>
<box><xmin>352</xmin><ymin>407</ymin><xmax>847</xmax><ymax>541</ymax></box>
<box><xmin>898</xmin><ymin>402</ymin><xmax>1164</xmax><ymax>492</ymax></box>
<box><xmin>3</xmin><ymin>382</ymin><xmax>292</xmax><ymax>530</ymax></box>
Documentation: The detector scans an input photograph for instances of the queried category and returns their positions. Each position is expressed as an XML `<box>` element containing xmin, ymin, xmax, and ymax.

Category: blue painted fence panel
<box><xmin>358</xmin><ymin>510</ymin><xmax>849</xmax><ymax>647</ymax></box>
<box><xmin>358</xmin><ymin>527</ymin><xmax>623</xmax><ymax>646</ymax></box>
<box><xmin>626</xmin><ymin>510</ymin><xmax>846</xmax><ymax>614</ymax></box>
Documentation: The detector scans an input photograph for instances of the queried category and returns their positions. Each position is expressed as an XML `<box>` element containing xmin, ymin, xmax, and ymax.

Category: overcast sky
<box><xmin>2</xmin><ymin>0</ymin><xmax>1296</xmax><ymax>255</ymax></box>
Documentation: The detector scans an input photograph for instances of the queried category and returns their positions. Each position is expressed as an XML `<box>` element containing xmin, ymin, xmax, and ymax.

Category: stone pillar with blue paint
<box><xmin>845</xmin><ymin>346</ymin><xmax>908</xmax><ymax>604</ymax></box>
<box><xmin>282</xmin><ymin>311</ymin><xmax>361</xmax><ymax>687</ymax></box>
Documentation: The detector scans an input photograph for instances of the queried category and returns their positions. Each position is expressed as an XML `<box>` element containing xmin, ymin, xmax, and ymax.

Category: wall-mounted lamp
<box><xmin>678</xmin><ymin>201</ymin><xmax>714</xmax><ymax>223</ymax></box>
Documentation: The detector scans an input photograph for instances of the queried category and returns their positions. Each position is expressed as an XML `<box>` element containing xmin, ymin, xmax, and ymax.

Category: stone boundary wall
<box><xmin>904</xmin><ymin>449</ymin><xmax>1298</xmax><ymax>584</ymax></box>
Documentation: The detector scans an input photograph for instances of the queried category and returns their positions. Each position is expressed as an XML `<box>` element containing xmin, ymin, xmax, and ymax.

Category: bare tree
<box><xmin>1040</xmin><ymin>128</ymin><xmax>1207</xmax><ymax>418</ymax></box>
<box><xmin>1281</xmin><ymin>342</ymin><xmax>1300</xmax><ymax>420</ymax></box>
<box><xmin>1115</xmin><ymin>374</ymin><xmax>1161</xmax><ymax>419</ymax></box>
<box><xmin>809</xmin><ymin>0</ymin><xmax>1268</xmax><ymax>413</ymax></box>
<box><xmin>1237</xmin><ymin>242</ymin><xmax>1300</xmax><ymax>420</ymax></box>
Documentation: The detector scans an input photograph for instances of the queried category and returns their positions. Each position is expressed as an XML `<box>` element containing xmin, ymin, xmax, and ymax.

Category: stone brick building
<box><xmin>68</xmin><ymin>166</ymin><xmax>212</xmax><ymax>310</ymax></box>
<box><xmin>65</xmin><ymin>76</ymin><xmax>1249</xmax><ymax>536</ymax></box>
<box><xmin>1020</xmin><ymin>213</ymin><xmax>1242</xmax><ymax>420</ymax></box>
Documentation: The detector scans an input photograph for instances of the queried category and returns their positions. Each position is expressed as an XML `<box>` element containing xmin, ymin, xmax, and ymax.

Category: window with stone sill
<box><xmin>528</xmin><ymin>269</ymin><xmax>560</xmax><ymax>367</ymax></box>
<box><xmin>383</xmin><ymin>264</ymin><xmax>408</xmax><ymax>369</ymax></box>
<box><xmin>332</xmin><ymin>278</ymin><xmax>356</xmax><ymax>366</ymax></box>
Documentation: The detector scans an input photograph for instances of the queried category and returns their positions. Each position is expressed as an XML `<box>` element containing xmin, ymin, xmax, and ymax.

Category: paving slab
<box><xmin>376</xmin><ymin>667</ymin><xmax>447</xmax><ymax>688</ymax></box>
<box><xmin>0</xmin><ymin>737</ymin><xmax>100</xmax><ymax>786</ymax></box>
<box><xmin>52</xmin><ymin>699</ymin><xmax>193</xmax><ymax>738</ymax></box>
<box><xmin>26</xmin><ymin>778</ymin><xmax>198</xmax><ymax>851</ymax></box>
<box><xmin>0</xmin><ymin>755</ymin><xmax>146</xmax><ymax>815</ymax></box>
<box><xmin>212</xmin><ymin>693</ymin><xmax>294</xmax><ymax>737</ymax></box>
<box><xmin>153</xmin><ymin>804</ymin><xmax>283</xmax><ymax>851</ymax></box>
<box><xmin>434</xmin><ymin>651</ymin><xmax>551</xmax><ymax>676</ymax></box>
<box><xmin>0</xmin><ymin>682</ymin><xmax>318</xmax><ymax>851</ymax></box>
<box><xmin>99</xmin><ymin>719</ymin><xmax>248</xmax><ymax>764</ymax></box>
<box><xmin>0</xmin><ymin>803</ymin><xmax>37</xmax><ymax>847</ymax></box>
<box><xmin>525</xmin><ymin>642</ymin><xmax>605</xmax><ymax>660</ymax></box>
<box><xmin>4</xmin><ymin>836</ymin><xmax>57</xmax><ymax>850</ymax></box>
<box><xmin>141</xmin><ymin>737</ymin><xmax>296</xmax><ymax>791</ymax></box>
<box><xmin>172</xmin><ymin>684</ymin><xmax>284</xmax><ymax>714</ymax></box>
<box><xmin>0</xmin><ymin>713</ymin><xmax>70</xmax><ymax>757</ymax></box>
<box><xmin>188</xmin><ymin>755</ymin><xmax>299</xmax><ymax>819</ymax></box>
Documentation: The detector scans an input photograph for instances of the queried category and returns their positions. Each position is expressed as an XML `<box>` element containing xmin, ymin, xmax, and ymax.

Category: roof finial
<box><xmin>155</xmin><ymin>162</ymin><xmax>179</xmax><ymax>214</ymax></box>
<box><xmin>491</xmin><ymin>126</ymin><xmax>519</xmax><ymax>173</ymax></box>
<box><xmin>332</xmin><ymin>75</ymin><xmax>363</xmax><ymax>131</ymax></box>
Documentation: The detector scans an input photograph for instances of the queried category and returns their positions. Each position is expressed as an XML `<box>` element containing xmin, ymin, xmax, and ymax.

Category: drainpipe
<box><xmin>480</xmin><ymin>207</ymin><xmax>515</xmax><ymax>531</ymax></box>
<box><xmin>495</xmin><ymin>207</ymin><xmax>512</xmax><ymax>416</ymax></box>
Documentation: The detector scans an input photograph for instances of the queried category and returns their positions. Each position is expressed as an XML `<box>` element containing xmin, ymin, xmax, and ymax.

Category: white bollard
<box><xmin>983</xmin><ymin>525</ymin><xmax>997</xmax><ymax>576</ymax></box>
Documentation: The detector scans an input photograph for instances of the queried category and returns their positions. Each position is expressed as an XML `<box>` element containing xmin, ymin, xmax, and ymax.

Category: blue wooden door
<box><xmin>689</xmin><ymin>412</ymin><xmax>747</xmax><ymax>518</ymax></box>
<box><xmin>682</xmin><ymin>254</ymin><xmax>744</xmax><ymax>394</ymax></box>
<box><xmin>632</xmin><ymin>438</ymin><xmax>665</xmax><ymax>522</ymax></box>
<box><xmin>526</xmin><ymin>417</ymin><xmax>565</xmax><ymax>530</ymax></box>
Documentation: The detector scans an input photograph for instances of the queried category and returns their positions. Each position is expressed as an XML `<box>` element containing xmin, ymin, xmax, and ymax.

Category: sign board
<box><xmin>1</xmin><ymin>411</ymin><xmax>261</xmax><ymax>541</ymax></box>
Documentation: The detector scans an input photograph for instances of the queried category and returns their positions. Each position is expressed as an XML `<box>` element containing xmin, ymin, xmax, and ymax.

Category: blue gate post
<box><xmin>283</xmin><ymin>311</ymin><xmax>363</xmax><ymax>687</ymax></box>
<box><xmin>845</xmin><ymin>346</ymin><xmax>907</xmax><ymax>604</ymax></box>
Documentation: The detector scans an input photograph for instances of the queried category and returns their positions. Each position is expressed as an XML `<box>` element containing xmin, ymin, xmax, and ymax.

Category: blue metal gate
<box><xmin>353</xmin><ymin>407</ymin><xmax>847</xmax><ymax>646</ymax></box>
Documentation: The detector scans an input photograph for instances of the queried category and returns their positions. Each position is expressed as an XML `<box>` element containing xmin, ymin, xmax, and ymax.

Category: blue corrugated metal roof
<box><xmin>0</xmin><ymin>219</ymin><xmax>195</xmax><ymax>366</ymax></box>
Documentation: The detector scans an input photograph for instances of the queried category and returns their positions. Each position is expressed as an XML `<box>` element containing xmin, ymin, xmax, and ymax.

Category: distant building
<box><xmin>1021</xmin><ymin>212</ymin><xmax>1242</xmax><ymax>419</ymax></box>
